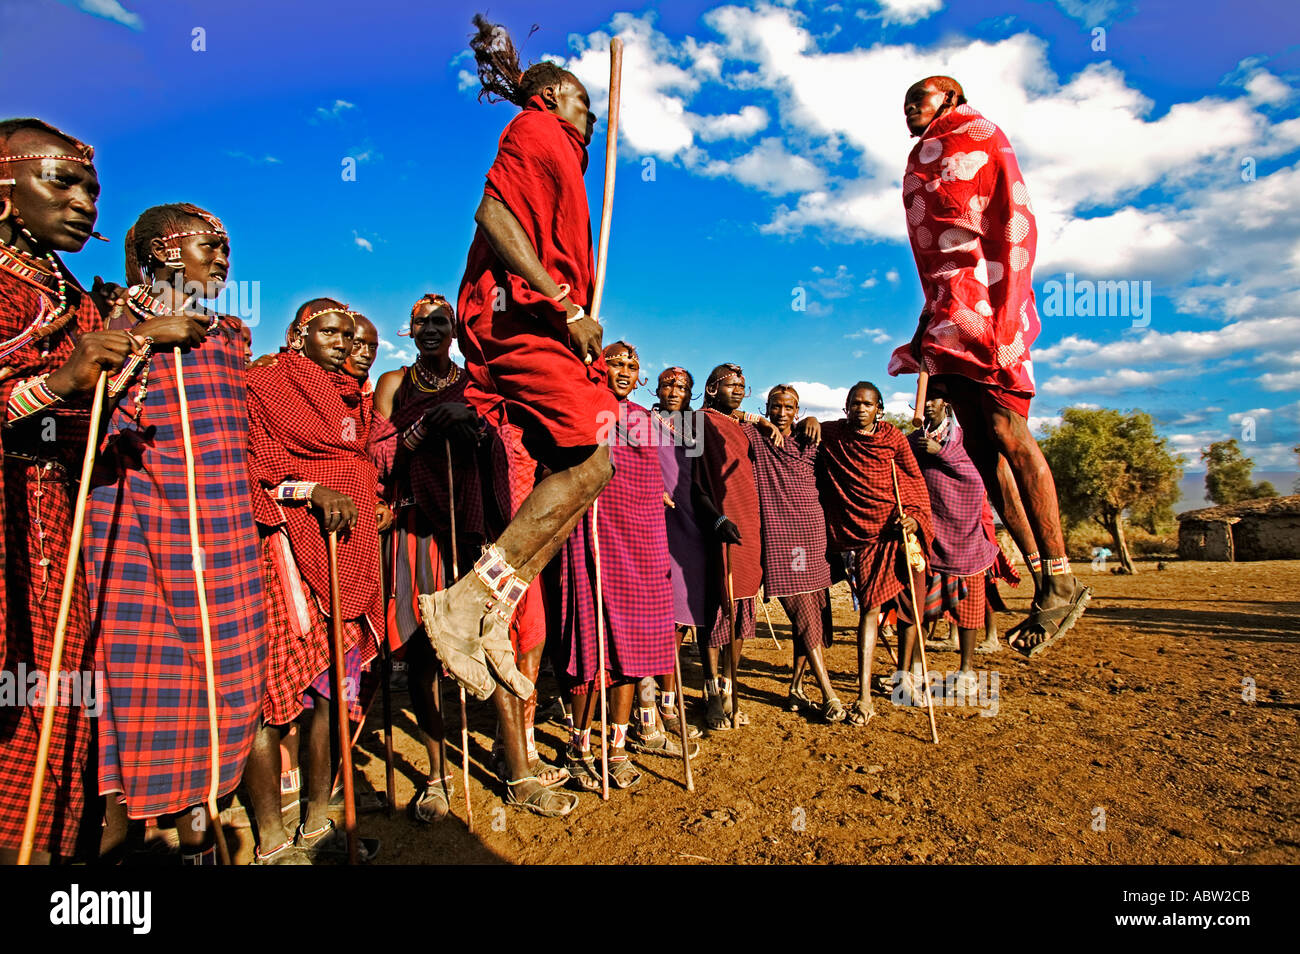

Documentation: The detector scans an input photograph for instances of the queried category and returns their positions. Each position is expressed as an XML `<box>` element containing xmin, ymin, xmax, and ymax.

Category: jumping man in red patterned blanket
<box><xmin>888</xmin><ymin>76</ymin><xmax>1089</xmax><ymax>657</ymax></box>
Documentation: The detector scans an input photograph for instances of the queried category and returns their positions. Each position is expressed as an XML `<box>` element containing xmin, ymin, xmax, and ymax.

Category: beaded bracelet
<box><xmin>273</xmin><ymin>481</ymin><xmax>318</xmax><ymax>502</ymax></box>
<box><xmin>6</xmin><ymin>373</ymin><xmax>61</xmax><ymax>423</ymax></box>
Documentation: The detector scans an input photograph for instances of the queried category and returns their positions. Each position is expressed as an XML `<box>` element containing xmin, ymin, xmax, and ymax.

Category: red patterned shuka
<box><xmin>82</xmin><ymin>312</ymin><xmax>268</xmax><ymax>820</ymax></box>
<box><xmin>0</xmin><ymin>262</ymin><xmax>101</xmax><ymax>859</ymax></box>
<box><xmin>247</xmin><ymin>352</ymin><xmax>381</xmax><ymax>725</ymax></box>
<box><xmin>887</xmin><ymin>104</ymin><xmax>1040</xmax><ymax>417</ymax></box>
<box><xmin>817</xmin><ymin>419</ymin><xmax>934</xmax><ymax>610</ymax></box>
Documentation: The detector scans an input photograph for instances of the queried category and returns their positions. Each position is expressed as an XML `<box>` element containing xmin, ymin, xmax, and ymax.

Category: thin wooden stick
<box><xmin>673</xmin><ymin>644</ymin><xmax>694</xmax><ymax>793</ymax></box>
<box><xmin>724</xmin><ymin>544</ymin><xmax>740</xmax><ymax>730</ymax></box>
<box><xmin>892</xmin><ymin>460</ymin><xmax>939</xmax><ymax>744</ymax></box>
<box><xmin>380</xmin><ymin>601</ymin><xmax>395</xmax><ymax>817</ymax></box>
<box><xmin>445</xmin><ymin>440</ymin><xmax>472</xmax><ymax>831</ymax></box>
<box><xmin>912</xmin><ymin>370</ymin><xmax>929</xmax><ymax>429</ymax></box>
<box><xmin>173</xmin><ymin>348</ymin><xmax>231</xmax><ymax>865</ymax></box>
<box><xmin>592</xmin><ymin>499</ymin><xmax>609</xmax><ymax>800</ymax></box>
<box><xmin>585</xmin><ymin>36</ymin><xmax>622</xmax><ymax>802</ymax></box>
<box><xmin>17</xmin><ymin>370</ymin><xmax>107</xmax><ymax>865</ymax></box>
<box><xmin>589</xmin><ymin>36</ymin><xmax>623</xmax><ymax>325</ymax></box>
<box><xmin>759</xmin><ymin>593</ymin><xmax>782</xmax><ymax>650</ymax></box>
<box><xmin>327</xmin><ymin>530</ymin><xmax>360</xmax><ymax>863</ymax></box>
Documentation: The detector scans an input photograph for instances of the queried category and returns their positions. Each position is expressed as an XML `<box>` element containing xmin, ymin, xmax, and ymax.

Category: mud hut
<box><xmin>1176</xmin><ymin>495</ymin><xmax>1300</xmax><ymax>561</ymax></box>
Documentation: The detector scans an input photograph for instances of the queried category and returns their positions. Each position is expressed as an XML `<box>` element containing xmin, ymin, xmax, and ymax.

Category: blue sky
<box><xmin>4</xmin><ymin>0</ymin><xmax>1299</xmax><ymax>482</ymax></box>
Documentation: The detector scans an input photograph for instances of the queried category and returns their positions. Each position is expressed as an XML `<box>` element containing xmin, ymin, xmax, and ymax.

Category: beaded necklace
<box><xmin>0</xmin><ymin>233</ymin><xmax>72</xmax><ymax>359</ymax></box>
<box><xmin>409</xmin><ymin>359</ymin><xmax>459</xmax><ymax>393</ymax></box>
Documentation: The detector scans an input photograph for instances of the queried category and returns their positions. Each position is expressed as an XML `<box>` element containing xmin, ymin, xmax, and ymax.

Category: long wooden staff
<box><xmin>673</xmin><ymin>644</ymin><xmax>694</xmax><ymax>792</ymax></box>
<box><xmin>327</xmin><ymin>530</ymin><xmax>360</xmax><ymax>863</ymax></box>
<box><xmin>891</xmin><ymin>460</ymin><xmax>939</xmax><ymax>744</ymax></box>
<box><xmin>379</xmin><ymin>547</ymin><xmax>396</xmax><ymax>818</ymax></box>
<box><xmin>759</xmin><ymin>592</ymin><xmax>781</xmax><ymax>650</ymax></box>
<box><xmin>586</xmin><ymin>36</ymin><xmax>623</xmax><ymax>802</ymax></box>
<box><xmin>445</xmin><ymin>440</ymin><xmax>472</xmax><ymax>830</ymax></box>
<box><xmin>173</xmin><ymin>348</ymin><xmax>232</xmax><ymax>865</ymax></box>
<box><xmin>591</xmin><ymin>499</ymin><xmax>610</xmax><ymax>800</ymax></box>
<box><xmin>17</xmin><ymin>371</ymin><xmax>107</xmax><ymax>864</ymax></box>
<box><xmin>723</xmin><ymin>544</ymin><xmax>740</xmax><ymax>730</ymax></box>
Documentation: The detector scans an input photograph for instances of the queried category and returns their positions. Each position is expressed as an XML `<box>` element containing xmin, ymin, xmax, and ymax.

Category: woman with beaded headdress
<box><xmin>80</xmin><ymin>203</ymin><xmax>268</xmax><ymax>864</ymax></box>
<box><xmin>373</xmin><ymin>293</ymin><xmax>576</xmax><ymax>818</ymax></box>
<box><xmin>0</xmin><ymin>120</ymin><xmax>204</xmax><ymax>863</ymax></box>
<box><xmin>242</xmin><ymin>298</ymin><xmax>383</xmax><ymax>863</ymax></box>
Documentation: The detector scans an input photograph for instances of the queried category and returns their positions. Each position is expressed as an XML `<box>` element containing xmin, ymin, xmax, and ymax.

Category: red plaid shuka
<box><xmin>83</xmin><ymin>315</ymin><xmax>267</xmax><ymax>819</ymax></box>
<box><xmin>887</xmin><ymin>104</ymin><xmax>1039</xmax><ymax>415</ymax></box>
<box><xmin>818</xmin><ymin>420</ymin><xmax>933</xmax><ymax>611</ymax></box>
<box><xmin>745</xmin><ymin>425</ymin><xmax>831</xmax><ymax>599</ymax></box>
<box><xmin>247</xmin><ymin>353</ymin><xmax>382</xmax><ymax>722</ymax></box>
<box><xmin>558</xmin><ymin>401</ymin><xmax>675</xmax><ymax>685</ymax></box>
<box><xmin>0</xmin><ymin>264</ymin><xmax>101</xmax><ymax>857</ymax></box>
<box><xmin>908</xmin><ymin>420</ymin><xmax>999</xmax><ymax>578</ymax></box>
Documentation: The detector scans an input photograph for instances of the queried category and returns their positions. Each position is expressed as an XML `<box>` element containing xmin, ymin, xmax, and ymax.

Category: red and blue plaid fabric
<box><xmin>908</xmin><ymin>423</ymin><xmax>999</xmax><ymax>577</ymax></box>
<box><xmin>558</xmin><ymin>401</ymin><xmax>676</xmax><ymax>683</ymax></box>
<box><xmin>746</xmin><ymin>425</ymin><xmax>832</xmax><ymax>599</ymax></box>
<box><xmin>0</xmin><ymin>268</ymin><xmax>101</xmax><ymax>857</ymax></box>
<box><xmin>83</xmin><ymin>318</ymin><xmax>267</xmax><ymax>819</ymax></box>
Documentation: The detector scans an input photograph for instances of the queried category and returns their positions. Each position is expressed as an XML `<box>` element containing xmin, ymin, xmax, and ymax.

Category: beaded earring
<box><xmin>165</xmin><ymin>246</ymin><xmax>183</xmax><ymax>268</ymax></box>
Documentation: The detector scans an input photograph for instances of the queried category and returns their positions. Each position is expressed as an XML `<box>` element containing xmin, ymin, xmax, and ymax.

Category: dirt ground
<box><xmin>226</xmin><ymin>559</ymin><xmax>1299</xmax><ymax>865</ymax></box>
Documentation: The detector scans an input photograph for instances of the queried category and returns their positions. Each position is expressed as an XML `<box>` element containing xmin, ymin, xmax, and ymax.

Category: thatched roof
<box><xmin>1177</xmin><ymin>494</ymin><xmax>1300</xmax><ymax>524</ymax></box>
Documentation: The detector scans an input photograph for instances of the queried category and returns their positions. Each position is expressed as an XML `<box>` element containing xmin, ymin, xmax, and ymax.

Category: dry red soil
<box><xmin>226</xmin><ymin>559</ymin><xmax>1299</xmax><ymax>865</ymax></box>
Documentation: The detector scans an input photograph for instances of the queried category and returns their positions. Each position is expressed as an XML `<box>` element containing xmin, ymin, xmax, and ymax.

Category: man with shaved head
<box><xmin>889</xmin><ymin>75</ymin><xmax>1089</xmax><ymax>658</ymax></box>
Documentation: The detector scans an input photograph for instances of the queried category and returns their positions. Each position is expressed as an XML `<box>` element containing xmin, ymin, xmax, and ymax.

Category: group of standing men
<box><xmin>0</xmin><ymin>14</ymin><xmax>1088</xmax><ymax>864</ymax></box>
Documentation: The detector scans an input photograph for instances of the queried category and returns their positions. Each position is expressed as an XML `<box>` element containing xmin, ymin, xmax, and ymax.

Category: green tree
<box><xmin>883</xmin><ymin>411</ymin><xmax>914</xmax><ymax>433</ymax></box>
<box><xmin>1039</xmin><ymin>408</ymin><xmax>1182</xmax><ymax>574</ymax></box>
<box><xmin>1202</xmin><ymin>439</ymin><xmax>1275</xmax><ymax>505</ymax></box>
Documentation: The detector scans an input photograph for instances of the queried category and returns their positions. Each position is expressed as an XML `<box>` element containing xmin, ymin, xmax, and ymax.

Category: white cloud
<box><xmin>856</xmin><ymin>0</ymin><xmax>945</xmax><ymax>27</ymax></box>
<box><xmin>63</xmin><ymin>0</ymin><xmax>142</xmax><ymax>30</ymax></box>
<box><xmin>1035</xmin><ymin>316</ymin><xmax>1300</xmax><ymax>370</ymax></box>
<box><xmin>1053</xmin><ymin>0</ymin><xmax>1130</xmax><ymax>29</ymax></box>
<box><xmin>1259</xmin><ymin>369</ymin><xmax>1300</xmax><ymax>392</ymax></box>
<box><xmin>225</xmin><ymin>151</ymin><xmax>281</xmax><ymax>165</ymax></box>
<box><xmin>353</xmin><ymin>232</ymin><xmax>374</xmax><ymax>252</ymax></box>
<box><xmin>846</xmin><ymin>327</ymin><xmax>892</xmax><ymax>343</ymax></box>
<box><xmin>702</xmin><ymin>137</ymin><xmax>825</xmax><ymax>194</ymax></box>
<box><xmin>379</xmin><ymin>339</ymin><xmax>414</xmax><ymax>362</ymax></box>
<box><xmin>313</xmin><ymin>100</ymin><xmax>357</xmax><ymax>123</ymax></box>
<box><xmin>692</xmin><ymin>105</ymin><xmax>770</xmax><ymax>141</ymax></box>
<box><xmin>1039</xmin><ymin>366</ymin><xmax>1189</xmax><ymax>396</ymax></box>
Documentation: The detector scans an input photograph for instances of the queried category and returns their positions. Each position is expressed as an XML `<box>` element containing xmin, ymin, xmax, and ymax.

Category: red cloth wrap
<box><xmin>818</xmin><ymin>420</ymin><xmax>933</xmax><ymax>554</ymax></box>
<box><xmin>695</xmin><ymin>409</ymin><xmax>762</xmax><ymax>601</ymax></box>
<box><xmin>456</xmin><ymin>96</ymin><xmax>618</xmax><ymax>461</ymax></box>
<box><xmin>0</xmin><ymin>265</ymin><xmax>100</xmax><ymax>857</ymax></box>
<box><xmin>888</xmin><ymin>105</ymin><xmax>1039</xmax><ymax>409</ymax></box>
<box><xmin>246</xmin><ymin>352</ymin><xmax>382</xmax><ymax>633</ymax></box>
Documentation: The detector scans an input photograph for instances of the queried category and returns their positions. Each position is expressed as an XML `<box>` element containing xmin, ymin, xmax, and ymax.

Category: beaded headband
<box><xmin>160</xmin><ymin>226</ymin><xmax>228</xmax><ymax>243</ymax></box>
<box><xmin>603</xmin><ymin>344</ymin><xmax>639</xmax><ymax>362</ymax></box>
<box><xmin>295</xmin><ymin>306</ymin><xmax>361</xmax><ymax>340</ymax></box>
<box><xmin>659</xmin><ymin>366</ymin><xmax>691</xmax><ymax>385</ymax></box>
<box><xmin>0</xmin><ymin>152</ymin><xmax>95</xmax><ymax>166</ymax></box>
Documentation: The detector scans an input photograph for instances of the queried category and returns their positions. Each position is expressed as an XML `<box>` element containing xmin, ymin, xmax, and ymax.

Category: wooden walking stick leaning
<box><xmin>585</xmin><ymin>36</ymin><xmax>624</xmax><ymax>802</ymax></box>
<box><xmin>673</xmin><ymin>642</ymin><xmax>694</xmax><ymax>792</ymax></box>
<box><xmin>327</xmin><ymin>531</ymin><xmax>361</xmax><ymax>864</ymax></box>
<box><xmin>380</xmin><ymin>578</ymin><xmax>396</xmax><ymax>818</ymax></box>
<box><xmin>724</xmin><ymin>544</ymin><xmax>740</xmax><ymax>730</ymax></box>
<box><xmin>591</xmin><ymin>499</ymin><xmax>610</xmax><ymax>800</ymax></box>
<box><xmin>173</xmin><ymin>348</ymin><xmax>232</xmax><ymax>865</ymax></box>
<box><xmin>892</xmin><ymin>459</ymin><xmax>939</xmax><ymax>744</ymax></box>
<box><xmin>759</xmin><ymin>592</ymin><xmax>782</xmax><ymax>650</ymax></box>
<box><xmin>17</xmin><ymin>371</ymin><xmax>108</xmax><ymax>864</ymax></box>
<box><xmin>445</xmin><ymin>440</ymin><xmax>473</xmax><ymax>831</ymax></box>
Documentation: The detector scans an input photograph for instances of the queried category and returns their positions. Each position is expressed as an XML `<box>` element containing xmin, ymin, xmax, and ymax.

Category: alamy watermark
<box><xmin>0</xmin><ymin>666</ymin><xmax>104</xmax><ymax>717</ymax></box>
<box><xmin>1041</xmin><ymin>272</ymin><xmax>1151</xmax><ymax>327</ymax></box>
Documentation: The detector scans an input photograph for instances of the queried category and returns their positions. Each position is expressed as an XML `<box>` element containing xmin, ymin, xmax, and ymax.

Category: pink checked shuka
<box><xmin>888</xmin><ymin>104</ymin><xmax>1040</xmax><ymax>408</ymax></box>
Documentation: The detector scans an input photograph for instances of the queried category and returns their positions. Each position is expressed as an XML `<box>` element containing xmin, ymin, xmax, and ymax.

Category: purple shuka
<box><xmin>746</xmin><ymin>426</ymin><xmax>832</xmax><ymax>598</ymax></box>
<box><xmin>559</xmin><ymin>400</ymin><xmax>676</xmax><ymax>683</ymax></box>
<box><xmin>909</xmin><ymin>419</ymin><xmax>1000</xmax><ymax>577</ymax></box>
<box><xmin>655</xmin><ymin>408</ymin><xmax>709</xmax><ymax>626</ymax></box>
